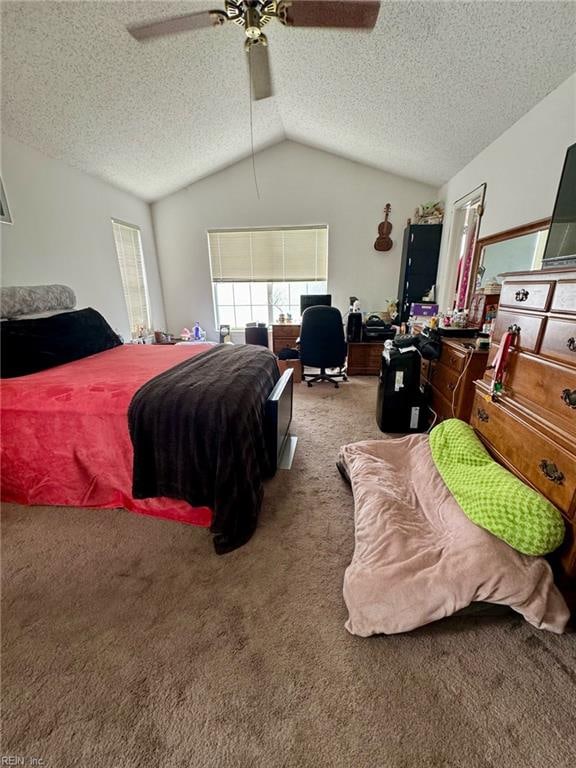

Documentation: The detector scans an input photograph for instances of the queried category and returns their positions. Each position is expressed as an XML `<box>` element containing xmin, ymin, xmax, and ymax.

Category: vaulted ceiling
<box><xmin>2</xmin><ymin>1</ymin><xmax>575</xmax><ymax>201</ymax></box>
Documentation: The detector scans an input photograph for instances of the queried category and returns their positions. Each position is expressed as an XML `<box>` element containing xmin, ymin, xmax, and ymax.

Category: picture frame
<box><xmin>0</xmin><ymin>176</ymin><xmax>13</xmax><ymax>224</ymax></box>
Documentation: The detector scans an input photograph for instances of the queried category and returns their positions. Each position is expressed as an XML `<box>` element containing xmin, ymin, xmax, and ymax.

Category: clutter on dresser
<box><xmin>408</xmin><ymin>302</ymin><xmax>438</xmax><ymax>332</ymax></box>
<box><xmin>468</xmin><ymin>291</ymin><xmax>499</xmax><ymax>329</ymax></box>
<box><xmin>177</xmin><ymin>323</ymin><xmax>207</xmax><ymax>343</ymax></box>
<box><xmin>153</xmin><ymin>330</ymin><xmax>177</xmax><ymax>345</ymax></box>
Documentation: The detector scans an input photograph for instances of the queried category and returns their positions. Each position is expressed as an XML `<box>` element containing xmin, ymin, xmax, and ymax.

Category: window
<box><xmin>112</xmin><ymin>219</ymin><xmax>151</xmax><ymax>337</ymax></box>
<box><xmin>208</xmin><ymin>226</ymin><xmax>328</xmax><ymax>328</ymax></box>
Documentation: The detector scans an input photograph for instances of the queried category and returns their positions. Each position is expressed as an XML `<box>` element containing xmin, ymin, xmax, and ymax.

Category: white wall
<box><xmin>0</xmin><ymin>136</ymin><xmax>166</xmax><ymax>338</ymax></box>
<box><xmin>436</xmin><ymin>72</ymin><xmax>576</xmax><ymax>309</ymax></box>
<box><xmin>152</xmin><ymin>140</ymin><xmax>437</xmax><ymax>339</ymax></box>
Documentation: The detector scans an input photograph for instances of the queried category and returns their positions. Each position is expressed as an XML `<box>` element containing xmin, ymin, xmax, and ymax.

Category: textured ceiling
<box><xmin>2</xmin><ymin>1</ymin><xmax>575</xmax><ymax>201</ymax></box>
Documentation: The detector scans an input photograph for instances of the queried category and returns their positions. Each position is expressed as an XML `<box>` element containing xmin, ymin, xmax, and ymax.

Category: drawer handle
<box><xmin>567</xmin><ymin>337</ymin><xmax>576</xmax><ymax>352</ymax></box>
<box><xmin>449</xmin><ymin>356</ymin><xmax>458</xmax><ymax>365</ymax></box>
<box><xmin>539</xmin><ymin>460</ymin><xmax>565</xmax><ymax>486</ymax></box>
<box><xmin>477</xmin><ymin>407</ymin><xmax>489</xmax><ymax>422</ymax></box>
<box><xmin>448</xmin><ymin>382</ymin><xmax>456</xmax><ymax>391</ymax></box>
<box><xmin>561</xmin><ymin>388</ymin><xmax>576</xmax><ymax>409</ymax></box>
<box><xmin>514</xmin><ymin>289</ymin><xmax>529</xmax><ymax>302</ymax></box>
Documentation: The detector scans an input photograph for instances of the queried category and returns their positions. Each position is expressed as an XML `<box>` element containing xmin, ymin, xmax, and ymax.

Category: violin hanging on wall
<box><xmin>374</xmin><ymin>203</ymin><xmax>393</xmax><ymax>252</ymax></box>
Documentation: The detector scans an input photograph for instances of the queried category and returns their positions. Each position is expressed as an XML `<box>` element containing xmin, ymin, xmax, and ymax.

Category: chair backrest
<box><xmin>299</xmin><ymin>305</ymin><xmax>346</xmax><ymax>368</ymax></box>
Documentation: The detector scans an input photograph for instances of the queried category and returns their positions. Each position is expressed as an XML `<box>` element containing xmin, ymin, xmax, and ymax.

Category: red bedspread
<box><xmin>0</xmin><ymin>344</ymin><xmax>214</xmax><ymax>527</ymax></box>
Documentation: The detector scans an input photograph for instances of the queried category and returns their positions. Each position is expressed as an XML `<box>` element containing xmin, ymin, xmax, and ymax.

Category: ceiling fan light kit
<box><xmin>128</xmin><ymin>1</ymin><xmax>381</xmax><ymax>102</ymax></box>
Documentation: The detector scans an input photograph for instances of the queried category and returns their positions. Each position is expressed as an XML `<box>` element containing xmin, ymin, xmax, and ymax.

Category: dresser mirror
<box><xmin>473</xmin><ymin>219</ymin><xmax>550</xmax><ymax>293</ymax></box>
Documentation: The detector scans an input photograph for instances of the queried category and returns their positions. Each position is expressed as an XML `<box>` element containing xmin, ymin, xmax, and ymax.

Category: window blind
<box><xmin>112</xmin><ymin>219</ymin><xmax>151</xmax><ymax>336</ymax></box>
<box><xmin>208</xmin><ymin>226</ymin><xmax>328</xmax><ymax>282</ymax></box>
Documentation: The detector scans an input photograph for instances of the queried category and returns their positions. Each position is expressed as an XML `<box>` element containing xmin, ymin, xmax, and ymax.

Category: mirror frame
<box><xmin>468</xmin><ymin>217</ymin><xmax>551</xmax><ymax>303</ymax></box>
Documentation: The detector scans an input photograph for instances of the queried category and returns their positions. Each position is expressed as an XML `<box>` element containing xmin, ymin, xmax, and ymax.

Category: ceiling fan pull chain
<box><xmin>247</xmin><ymin>43</ymin><xmax>262</xmax><ymax>200</ymax></box>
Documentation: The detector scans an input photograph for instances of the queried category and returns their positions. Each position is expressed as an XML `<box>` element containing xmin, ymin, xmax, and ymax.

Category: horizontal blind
<box><xmin>208</xmin><ymin>226</ymin><xmax>328</xmax><ymax>282</ymax></box>
<box><xmin>112</xmin><ymin>220</ymin><xmax>151</xmax><ymax>336</ymax></box>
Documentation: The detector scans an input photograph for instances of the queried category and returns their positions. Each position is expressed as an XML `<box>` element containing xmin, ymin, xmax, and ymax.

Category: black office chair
<box><xmin>299</xmin><ymin>305</ymin><xmax>347</xmax><ymax>387</ymax></box>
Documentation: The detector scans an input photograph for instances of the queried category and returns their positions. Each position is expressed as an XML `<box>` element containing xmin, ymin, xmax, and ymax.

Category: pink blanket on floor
<box><xmin>1</xmin><ymin>344</ymin><xmax>215</xmax><ymax>527</ymax></box>
<box><xmin>339</xmin><ymin>436</ymin><xmax>569</xmax><ymax>635</ymax></box>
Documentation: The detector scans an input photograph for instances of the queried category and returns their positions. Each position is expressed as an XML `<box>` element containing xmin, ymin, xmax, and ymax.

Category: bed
<box><xmin>1</xmin><ymin>288</ymin><xmax>292</xmax><ymax>552</ymax></box>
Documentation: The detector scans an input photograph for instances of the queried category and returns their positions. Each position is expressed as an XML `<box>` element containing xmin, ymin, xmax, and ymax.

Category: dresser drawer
<box><xmin>492</xmin><ymin>310</ymin><xmax>544</xmax><ymax>352</ymax></box>
<box><xmin>420</xmin><ymin>358</ymin><xmax>433</xmax><ymax>383</ymax></box>
<box><xmin>439</xmin><ymin>344</ymin><xmax>467</xmax><ymax>373</ymax></box>
<box><xmin>493</xmin><ymin>350</ymin><xmax>576</xmax><ymax>437</ymax></box>
<box><xmin>272</xmin><ymin>324</ymin><xmax>300</xmax><ymax>354</ymax></box>
<box><xmin>431</xmin><ymin>389</ymin><xmax>455</xmax><ymax>424</ymax></box>
<box><xmin>471</xmin><ymin>389</ymin><xmax>576</xmax><ymax>519</ymax></box>
<box><xmin>273</xmin><ymin>325</ymin><xmax>300</xmax><ymax>339</ymax></box>
<box><xmin>432</xmin><ymin>362</ymin><xmax>462</xmax><ymax>406</ymax></box>
<box><xmin>551</xmin><ymin>280</ymin><xmax>576</xmax><ymax>315</ymax></box>
<box><xmin>540</xmin><ymin>316</ymin><xmax>576</xmax><ymax>368</ymax></box>
<box><xmin>499</xmin><ymin>281</ymin><xmax>554</xmax><ymax>312</ymax></box>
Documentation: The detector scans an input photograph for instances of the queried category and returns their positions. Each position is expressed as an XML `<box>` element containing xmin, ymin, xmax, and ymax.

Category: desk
<box><xmin>273</xmin><ymin>326</ymin><xmax>386</xmax><ymax>376</ymax></box>
<box><xmin>272</xmin><ymin>324</ymin><xmax>300</xmax><ymax>354</ymax></box>
<box><xmin>347</xmin><ymin>342</ymin><xmax>385</xmax><ymax>375</ymax></box>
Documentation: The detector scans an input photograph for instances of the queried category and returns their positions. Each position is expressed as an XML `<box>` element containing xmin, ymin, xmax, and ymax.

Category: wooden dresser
<box><xmin>421</xmin><ymin>338</ymin><xmax>488</xmax><ymax>423</ymax></box>
<box><xmin>469</xmin><ymin>268</ymin><xmax>576</xmax><ymax>591</ymax></box>
<box><xmin>271</xmin><ymin>324</ymin><xmax>300</xmax><ymax>355</ymax></box>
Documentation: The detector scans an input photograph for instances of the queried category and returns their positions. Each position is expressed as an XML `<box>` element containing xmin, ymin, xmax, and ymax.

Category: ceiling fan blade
<box><xmin>128</xmin><ymin>10</ymin><xmax>226</xmax><ymax>42</ymax></box>
<box><xmin>247</xmin><ymin>42</ymin><xmax>273</xmax><ymax>101</ymax></box>
<box><xmin>277</xmin><ymin>0</ymin><xmax>380</xmax><ymax>29</ymax></box>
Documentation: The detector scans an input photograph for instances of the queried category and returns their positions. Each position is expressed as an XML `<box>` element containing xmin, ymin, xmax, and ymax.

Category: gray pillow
<box><xmin>1</xmin><ymin>284</ymin><xmax>76</xmax><ymax>318</ymax></box>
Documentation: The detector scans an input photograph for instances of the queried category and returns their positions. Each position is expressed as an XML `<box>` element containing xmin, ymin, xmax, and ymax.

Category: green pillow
<box><xmin>429</xmin><ymin>419</ymin><xmax>565</xmax><ymax>556</ymax></box>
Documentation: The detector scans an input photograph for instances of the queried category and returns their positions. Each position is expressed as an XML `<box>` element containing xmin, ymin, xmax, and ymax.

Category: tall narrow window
<box><xmin>112</xmin><ymin>219</ymin><xmax>151</xmax><ymax>337</ymax></box>
<box><xmin>207</xmin><ymin>226</ymin><xmax>328</xmax><ymax>328</ymax></box>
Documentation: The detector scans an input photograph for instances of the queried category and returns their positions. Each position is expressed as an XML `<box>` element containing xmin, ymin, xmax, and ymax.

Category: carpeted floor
<box><xmin>2</xmin><ymin>377</ymin><xmax>576</xmax><ymax>767</ymax></box>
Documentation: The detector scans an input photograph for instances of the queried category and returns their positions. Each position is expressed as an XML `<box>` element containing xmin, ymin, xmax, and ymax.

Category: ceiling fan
<box><xmin>128</xmin><ymin>1</ymin><xmax>381</xmax><ymax>101</ymax></box>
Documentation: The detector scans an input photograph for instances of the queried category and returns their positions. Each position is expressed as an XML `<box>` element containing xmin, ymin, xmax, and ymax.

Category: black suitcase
<box><xmin>376</xmin><ymin>348</ymin><xmax>428</xmax><ymax>433</ymax></box>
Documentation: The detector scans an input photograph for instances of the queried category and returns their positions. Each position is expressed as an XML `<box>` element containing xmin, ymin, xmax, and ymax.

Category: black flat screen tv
<box><xmin>265</xmin><ymin>368</ymin><xmax>293</xmax><ymax>466</ymax></box>
<box><xmin>542</xmin><ymin>143</ymin><xmax>576</xmax><ymax>268</ymax></box>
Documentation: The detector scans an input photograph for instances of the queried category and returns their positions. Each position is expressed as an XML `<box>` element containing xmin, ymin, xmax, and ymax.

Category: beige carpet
<box><xmin>2</xmin><ymin>377</ymin><xmax>576</xmax><ymax>767</ymax></box>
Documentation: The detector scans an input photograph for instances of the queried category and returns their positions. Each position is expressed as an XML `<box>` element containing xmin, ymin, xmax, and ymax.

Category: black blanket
<box><xmin>128</xmin><ymin>344</ymin><xmax>280</xmax><ymax>554</ymax></box>
<box><xmin>1</xmin><ymin>308</ymin><xmax>122</xmax><ymax>378</ymax></box>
